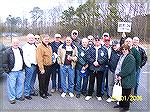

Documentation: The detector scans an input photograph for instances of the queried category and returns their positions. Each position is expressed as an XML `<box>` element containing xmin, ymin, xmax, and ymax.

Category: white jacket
<box><xmin>22</xmin><ymin>43</ymin><xmax>37</xmax><ymax>67</ymax></box>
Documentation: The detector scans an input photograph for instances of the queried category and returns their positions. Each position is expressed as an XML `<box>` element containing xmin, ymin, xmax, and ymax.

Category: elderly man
<box><xmin>36</xmin><ymin>34</ymin><xmax>53</xmax><ymax>99</ymax></box>
<box><xmin>85</xmin><ymin>37</ymin><xmax>108</xmax><ymax>101</ymax></box>
<box><xmin>132</xmin><ymin>37</ymin><xmax>147</xmax><ymax>95</ymax></box>
<box><xmin>58</xmin><ymin>36</ymin><xmax>78</xmax><ymax>98</ymax></box>
<box><xmin>3</xmin><ymin>37</ymin><xmax>25</xmax><ymax>104</ymax></box>
<box><xmin>23</xmin><ymin>34</ymin><xmax>38</xmax><ymax>100</ymax></box>
<box><xmin>87</xmin><ymin>35</ymin><xmax>94</xmax><ymax>47</ymax></box>
<box><xmin>49</xmin><ymin>33</ymin><xmax>63</xmax><ymax>93</ymax></box>
<box><xmin>76</xmin><ymin>38</ymin><xmax>90</xmax><ymax>98</ymax></box>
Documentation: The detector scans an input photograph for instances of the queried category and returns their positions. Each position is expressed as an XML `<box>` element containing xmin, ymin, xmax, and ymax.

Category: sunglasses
<box><xmin>95</xmin><ymin>39</ymin><xmax>100</xmax><ymax>41</ymax></box>
<box><xmin>73</xmin><ymin>32</ymin><xmax>77</xmax><ymax>35</ymax></box>
<box><xmin>35</xmin><ymin>38</ymin><xmax>39</xmax><ymax>40</ymax></box>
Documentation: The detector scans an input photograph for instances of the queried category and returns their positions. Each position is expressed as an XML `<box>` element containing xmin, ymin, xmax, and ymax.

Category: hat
<box><xmin>103</xmin><ymin>36</ymin><xmax>110</xmax><ymax>41</ymax></box>
<box><xmin>55</xmin><ymin>34</ymin><xmax>61</xmax><ymax>38</ymax></box>
<box><xmin>102</xmin><ymin>32</ymin><xmax>109</xmax><ymax>37</ymax></box>
<box><xmin>112</xmin><ymin>40</ymin><xmax>119</xmax><ymax>45</ymax></box>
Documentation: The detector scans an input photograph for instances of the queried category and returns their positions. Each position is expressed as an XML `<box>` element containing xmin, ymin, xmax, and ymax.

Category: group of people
<box><xmin>2</xmin><ymin>30</ymin><xmax>147</xmax><ymax>111</ymax></box>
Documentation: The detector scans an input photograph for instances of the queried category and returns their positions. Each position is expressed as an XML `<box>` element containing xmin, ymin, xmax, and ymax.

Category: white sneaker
<box><xmin>85</xmin><ymin>96</ymin><xmax>92</xmax><ymax>101</ymax></box>
<box><xmin>106</xmin><ymin>98</ymin><xmax>112</xmax><ymax>103</ymax></box>
<box><xmin>61</xmin><ymin>92</ymin><xmax>66</xmax><ymax>98</ymax></box>
<box><xmin>69</xmin><ymin>93</ymin><xmax>74</xmax><ymax>97</ymax></box>
<box><xmin>117</xmin><ymin>101</ymin><xmax>119</xmax><ymax>105</ymax></box>
<box><xmin>97</xmin><ymin>97</ymin><xmax>102</xmax><ymax>101</ymax></box>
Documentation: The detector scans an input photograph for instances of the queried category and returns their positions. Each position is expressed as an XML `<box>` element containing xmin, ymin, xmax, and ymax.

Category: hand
<box><xmin>67</xmin><ymin>55</ymin><xmax>72</xmax><ymax>61</ymax></box>
<box><xmin>115</xmin><ymin>75</ymin><xmax>121</xmax><ymax>80</ymax></box>
<box><xmin>93</xmin><ymin>61</ymin><xmax>99</xmax><ymax>66</ymax></box>
<box><xmin>41</xmin><ymin>70</ymin><xmax>45</xmax><ymax>74</ymax></box>
<box><xmin>82</xmin><ymin>66</ymin><xmax>86</xmax><ymax>71</ymax></box>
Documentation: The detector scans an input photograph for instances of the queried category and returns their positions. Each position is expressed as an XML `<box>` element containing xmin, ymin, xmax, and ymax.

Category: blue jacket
<box><xmin>3</xmin><ymin>47</ymin><xmax>25</xmax><ymax>73</ymax></box>
<box><xmin>87</xmin><ymin>45</ymin><xmax>108</xmax><ymax>72</ymax></box>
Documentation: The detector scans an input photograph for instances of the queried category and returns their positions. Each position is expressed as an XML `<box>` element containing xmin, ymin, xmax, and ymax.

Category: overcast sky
<box><xmin>0</xmin><ymin>0</ymin><xmax>85</xmax><ymax>22</ymax></box>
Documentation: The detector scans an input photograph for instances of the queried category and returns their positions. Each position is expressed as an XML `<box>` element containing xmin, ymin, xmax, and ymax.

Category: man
<box><xmin>133</xmin><ymin>37</ymin><xmax>147</xmax><ymax>95</ymax></box>
<box><xmin>0</xmin><ymin>42</ymin><xmax>6</xmax><ymax>77</ymax></box>
<box><xmin>76</xmin><ymin>38</ymin><xmax>90</xmax><ymax>98</ymax></box>
<box><xmin>3</xmin><ymin>37</ymin><xmax>25</xmax><ymax>104</ymax></box>
<box><xmin>58</xmin><ymin>36</ymin><xmax>78</xmax><ymax>98</ymax></box>
<box><xmin>36</xmin><ymin>34</ymin><xmax>53</xmax><ymax>99</ymax></box>
<box><xmin>49</xmin><ymin>33</ymin><xmax>63</xmax><ymax>93</ymax></box>
<box><xmin>102</xmin><ymin>34</ymin><xmax>111</xmax><ymax>98</ymax></box>
<box><xmin>22</xmin><ymin>34</ymin><xmax>38</xmax><ymax>100</ymax></box>
<box><xmin>71</xmin><ymin>30</ymin><xmax>80</xmax><ymax>91</ymax></box>
<box><xmin>34</xmin><ymin>35</ymin><xmax>41</xmax><ymax>47</ymax></box>
<box><xmin>85</xmin><ymin>37</ymin><xmax>108</xmax><ymax>101</ymax></box>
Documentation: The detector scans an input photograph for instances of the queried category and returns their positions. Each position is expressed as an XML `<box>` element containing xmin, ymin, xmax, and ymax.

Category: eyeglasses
<box><xmin>95</xmin><ymin>39</ymin><xmax>100</xmax><ymax>41</ymax></box>
<box><xmin>88</xmin><ymin>39</ymin><xmax>93</xmax><ymax>41</ymax></box>
<box><xmin>122</xmin><ymin>49</ymin><xmax>128</xmax><ymax>51</ymax></box>
<box><xmin>35</xmin><ymin>38</ymin><xmax>39</xmax><ymax>40</ymax></box>
<box><xmin>73</xmin><ymin>32</ymin><xmax>77</xmax><ymax>35</ymax></box>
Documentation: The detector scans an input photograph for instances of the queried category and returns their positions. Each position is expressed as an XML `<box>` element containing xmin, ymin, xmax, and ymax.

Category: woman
<box><xmin>114</xmin><ymin>44</ymin><xmax>136</xmax><ymax>111</ymax></box>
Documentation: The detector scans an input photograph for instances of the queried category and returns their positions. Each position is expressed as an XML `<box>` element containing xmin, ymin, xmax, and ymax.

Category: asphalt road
<box><xmin>0</xmin><ymin>52</ymin><xmax>149</xmax><ymax>112</ymax></box>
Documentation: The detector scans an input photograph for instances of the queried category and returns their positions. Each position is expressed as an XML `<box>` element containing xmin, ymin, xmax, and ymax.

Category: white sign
<box><xmin>117</xmin><ymin>22</ymin><xmax>132</xmax><ymax>32</ymax></box>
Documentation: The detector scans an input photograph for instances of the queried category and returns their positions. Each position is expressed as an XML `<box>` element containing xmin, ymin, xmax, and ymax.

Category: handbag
<box><xmin>112</xmin><ymin>80</ymin><xmax>122</xmax><ymax>101</ymax></box>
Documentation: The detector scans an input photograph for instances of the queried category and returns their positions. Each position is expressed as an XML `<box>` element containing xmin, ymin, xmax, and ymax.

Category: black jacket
<box><xmin>3</xmin><ymin>47</ymin><xmax>25</xmax><ymax>73</ymax></box>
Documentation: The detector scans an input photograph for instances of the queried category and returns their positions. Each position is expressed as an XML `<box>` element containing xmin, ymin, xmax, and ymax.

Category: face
<box><xmin>122</xmin><ymin>48</ymin><xmax>129</xmax><ymax>55</ymax></box>
<box><xmin>12</xmin><ymin>38</ymin><xmax>19</xmax><ymax>49</ymax></box>
<box><xmin>71</xmin><ymin>32</ymin><xmax>78</xmax><ymax>40</ymax></box>
<box><xmin>133</xmin><ymin>38</ymin><xmax>139</xmax><ymax>46</ymax></box>
<box><xmin>104</xmin><ymin>40</ymin><xmax>110</xmax><ymax>46</ymax></box>
<box><xmin>124</xmin><ymin>38</ymin><xmax>133</xmax><ymax>47</ymax></box>
<box><xmin>66</xmin><ymin>37</ymin><xmax>72</xmax><ymax>46</ymax></box>
<box><xmin>88</xmin><ymin>37</ymin><xmax>94</xmax><ymax>45</ymax></box>
<box><xmin>34</xmin><ymin>35</ymin><xmax>40</xmax><ymax>44</ymax></box>
<box><xmin>94</xmin><ymin>38</ymin><xmax>101</xmax><ymax>47</ymax></box>
<box><xmin>55</xmin><ymin>37</ymin><xmax>61</xmax><ymax>42</ymax></box>
<box><xmin>27</xmin><ymin>34</ymin><xmax>35</xmax><ymax>44</ymax></box>
<box><xmin>82</xmin><ymin>38</ymin><xmax>89</xmax><ymax>48</ymax></box>
<box><xmin>43</xmin><ymin>36</ymin><xmax>49</xmax><ymax>45</ymax></box>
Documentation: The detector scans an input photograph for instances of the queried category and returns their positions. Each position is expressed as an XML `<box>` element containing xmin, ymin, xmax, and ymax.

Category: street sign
<box><xmin>117</xmin><ymin>22</ymin><xmax>132</xmax><ymax>32</ymax></box>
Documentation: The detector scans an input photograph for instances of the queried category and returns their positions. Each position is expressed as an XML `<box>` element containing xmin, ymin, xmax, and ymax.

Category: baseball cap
<box><xmin>112</xmin><ymin>40</ymin><xmax>119</xmax><ymax>45</ymax></box>
<box><xmin>55</xmin><ymin>34</ymin><xmax>61</xmax><ymax>38</ymax></box>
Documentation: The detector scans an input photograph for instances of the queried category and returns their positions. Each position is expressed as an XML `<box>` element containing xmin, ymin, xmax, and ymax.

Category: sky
<box><xmin>0</xmin><ymin>0</ymin><xmax>85</xmax><ymax>22</ymax></box>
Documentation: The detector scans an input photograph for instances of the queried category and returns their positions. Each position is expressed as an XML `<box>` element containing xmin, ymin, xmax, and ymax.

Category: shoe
<box><xmin>9</xmin><ymin>100</ymin><xmax>16</xmax><ymax>104</ymax></box>
<box><xmin>30</xmin><ymin>92</ymin><xmax>38</xmax><ymax>96</ymax></box>
<box><xmin>76</xmin><ymin>94</ymin><xmax>80</xmax><ymax>98</ymax></box>
<box><xmin>81</xmin><ymin>92</ymin><xmax>86</xmax><ymax>96</ymax></box>
<box><xmin>24</xmin><ymin>96</ymin><xmax>32</xmax><ymax>100</ymax></box>
<box><xmin>58</xmin><ymin>88</ymin><xmax>63</xmax><ymax>93</ymax></box>
<box><xmin>85</xmin><ymin>96</ymin><xmax>92</xmax><ymax>101</ymax></box>
<box><xmin>117</xmin><ymin>101</ymin><xmax>119</xmax><ymax>105</ymax></box>
<box><xmin>16</xmin><ymin>97</ymin><xmax>25</xmax><ymax>101</ymax></box>
<box><xmin>114</xmin><ymin>105</ymin><xmax>122</xmax><ymax>108</ymax></box>
<box><xmin>97</xmin><ymin>97</ymin><xmax>102</xmax><ymax>101</ymax></box>
<box><xmin>106</xmin><ymin>98</ymin><xmax>112</xmax><ymax>103</ymax></box>
<box><xmin>40</xmin><ymin>94</ymin><xmax>48</xmax><ymax>99</ymax></box>
<box><xmin>46</xmin><ymin>93</ymin><xmax>52</xmax><ymax>96</ymax></box>
<box><xmin>51</xmin><ymin>89</ymin><xmax>56</xmax><ymax>93</ymax></box>
<box><xmin>61</xmin><ymin>92</ymin><xmax>66</xmax><ymax>98</ymax></box>
<box><xmin>69</xmin><ymin>93</ymin><xmax>74</xmax><ymax>97</ymax></box>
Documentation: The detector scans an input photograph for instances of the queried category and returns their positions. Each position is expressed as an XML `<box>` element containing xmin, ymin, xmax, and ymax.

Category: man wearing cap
<box><xmin>102</xmin><ymin>33</ymin><xmax>111</xmax><ymax>98</ymax></box>
<box><xmin>106</xmin><ymin>40</ymin><xmax>121</xmax><ymax>102</ymax></box>
<box><xmin>71</xmin><ymin>30</ymin><xmax>81</xmax><ymax>91</ymax></box>
<box><xmin>49</xmin><ymin>34</ymin><xmax>63</xmax><ymax>93</ymax></box>
<box><xmin>85</xmin><ymin>37</ymin><xmax>108</xmax><ymax>101</ymax></box>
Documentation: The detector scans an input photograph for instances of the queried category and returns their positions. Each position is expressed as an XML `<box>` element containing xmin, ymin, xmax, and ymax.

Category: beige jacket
<box><xmin>36</xmin><ymin>42</ymin><xmax>52</xmax><ymax>72</ymax></box>
<box><xmin>57</xmin><ymin>44</ymin><xmax>78</xmax><ymax>68</ymax></box>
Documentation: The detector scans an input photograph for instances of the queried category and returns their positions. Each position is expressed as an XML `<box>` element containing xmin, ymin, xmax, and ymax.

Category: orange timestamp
<box><xmin>112</xmin><ymin>95</ymin><xmax>142</xmax><ymax>102</ymax></box>
<box><xmin>120</xmin><ymin>95</ymin><xmax>142</xmax><ymax>102</ymax></box>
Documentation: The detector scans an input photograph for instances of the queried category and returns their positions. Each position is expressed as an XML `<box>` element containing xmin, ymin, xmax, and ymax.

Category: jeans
<box><xmin>60</xmin><ymin>65</ymin><xmax>75</xmax><ymax>93</ymax></box>
<box><xmin>102</xmin><ymin>66</ymin><xmax>109</xmax><ymax>96</ymax></box>
<box><xmin>24</xmin><ymin>64</ymin><xmax>37</xmax><ymax>96</ymax></box>
<box><xmin>134</xmin><ymin>68</ymin><xmax>141</xmax><ymax>95</ymax></box>
<box><xmin>51</xmin><ymin>63</ymin><xmax>61</xmax><ymax>89</ymax></box>
<box><xmin>7</xmin><ymin>71</ymin><xmax>24</xmax><ymax>100</ymax></box>
<box><xmin>76</xmin><ymin>69</ymin><xmax>88</xmax><ymax>95</ymax></box>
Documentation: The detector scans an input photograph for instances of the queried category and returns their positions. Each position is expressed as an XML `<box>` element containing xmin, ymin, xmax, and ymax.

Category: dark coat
<box><xmin>3</xmin><ymin>47</ymin><xmax>24</xmax><ymax>73</ymax></box>
<box><xmin>138</xmin><ymin>46</ymin><xmax>148</xmax><ymax>68</ymax></box>
<box><xmin>118</xmin><ymin>54</ymin><xmax>136</xmax><ymax>89</ymax></box>
<box><xmin>109</xmin><ymin>48</ymin><xmax>121</xmax><ymax>73</ymax></box>
<box><xmin>87</xmin><ymin>45</ymin><xmax>108</xmax><ymax>72</ymax></box>
<box><xmin>76</xmin><ymin>45</ymin><xmax>90</xmax><ymax>70</ymax></box>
